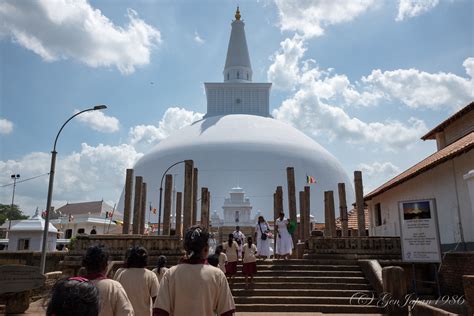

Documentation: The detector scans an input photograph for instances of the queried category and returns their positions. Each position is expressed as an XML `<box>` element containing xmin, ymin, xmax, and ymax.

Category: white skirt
<box><xmin>256</xmin><ymin>237</ymin><xmax>271</xmax><ymax>257</ymax></box>
<box><xmin>276</xmin><ymin>230</ymin><xmax>293</xmax><ymax>255</ymax></box>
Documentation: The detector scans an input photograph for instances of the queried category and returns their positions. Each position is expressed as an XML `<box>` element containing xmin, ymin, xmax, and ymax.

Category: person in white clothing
<box><xmin>232</xmin><ymin>226</ymin><xmax>245</xmax><ymax>258</ymax></box>
<box><xmin>208</xmin><ymin>233</ymin><xmax>217</xmax><ymax>255</ymax></box>
<box><xmin>254</xmin><ymin>216</ymin><xmax>271</xmax><ymax>259</ymax></box>
<box><xmin>275</xmin><ymin>212</ymin><xmax>293</xmax><ymax>260</ymax></box>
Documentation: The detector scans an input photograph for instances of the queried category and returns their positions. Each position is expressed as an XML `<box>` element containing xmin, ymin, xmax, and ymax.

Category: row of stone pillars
<box><xmin>323</xmin><ymin>170</ymin><xmax>366</xmax><ymax>237</ymax></box>
<box><xmin>273</xmin><ymin>167</ymin><xmax>367</xmax><ymax>243</ymax></box>
<box><xmin>121</xmin><ymin>160</ymin><xmax>211</xmax><ymax>237</ymax></box>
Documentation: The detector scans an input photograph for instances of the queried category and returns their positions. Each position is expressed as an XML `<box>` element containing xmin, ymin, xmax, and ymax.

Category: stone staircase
<box><xmin>231</xmin><ymin>259</ymin><xmax>385</xmax><ymax>314</ymax></box>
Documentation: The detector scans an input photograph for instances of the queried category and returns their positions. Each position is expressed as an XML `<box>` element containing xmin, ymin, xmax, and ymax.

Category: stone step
<box><xmin>235</xmin><ymin>303</ymin><xmax>384</xmax><ymax>314</ymax></box>
<box><xmin>304</xmin><ymin>253</ymin><xmax>401</xmax><ymax>260</ymax></box>
<box><xmin>231</xmin><ymin>276</ymin><xmax>369</xmax><ymax>284</ymax></box>
<box><xmin>231</xmin><ymin>282</ymin><xmax>373</xmax><ymax>290</ymax></box>
<box><xmin>232</xmin><ymin>288</ymin><xmax>376</xmax><ymax>298</ymax></box>
<box><xmin>249</xmin><ymin>270</ymin><xmax>365</xmax><ymax>277</ymax></box>
<box><xmin>270</xmin><ymin>259</ymin><xmax>360</xmax><ymax>265</ymax></box>
<box><xmin>234</xmin><ymin>296</ymin><xmax>378</xmax><ymax>305</ymax></box>
<box><xmin>256</xmin><ymin>264</ymin><xmax>361</xmax><ymax>271</ymax></box>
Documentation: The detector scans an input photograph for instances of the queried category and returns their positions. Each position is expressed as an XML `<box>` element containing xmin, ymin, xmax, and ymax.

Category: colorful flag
<box><xmin>68</xmin><ymin>214</ymin><xmax>74</xmax><ymax>222</ymax></box>
<box><xmin>152</xmin><ymin>208</ymin><xmax>157</xmax><ymax>215</ymax></box>
<box><xmin>306</xmin><ymin>175</ymin><xmax>316</xmax><ymax>184</ymax></box>
<box><xmin>105</xmin><ymin>211</ymin><xmax>113</xmax><ymax>219</ymax></box>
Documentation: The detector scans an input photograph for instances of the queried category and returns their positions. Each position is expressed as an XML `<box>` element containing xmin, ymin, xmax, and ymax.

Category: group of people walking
<box><xmin>45</xmin><ymin>212</ymin><xmax>295</xmax><ymax>316</ymax></box>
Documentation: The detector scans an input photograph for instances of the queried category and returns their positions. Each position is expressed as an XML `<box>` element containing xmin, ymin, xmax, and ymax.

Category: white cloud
<box><xmin>273</xmin><ymin>86</ymin><xmax>427</xmax><ymax>150</ymax></box>
<box><xmin>75</xmin><ymin>109</ymin><xmax>120</xmax><ymax>133</ymax></box>
<box><xmin>129</xmin><ymin>107</ymin><xmax>203</xmax><ymax>146</ymax></box>
<box><xmin>396</xmin><ymin>0</ymin><xmax>439</xmax><ymax>21</ymax></box>
<box><xmin>267</xmin><ymin>35</ymin><xmax>306</xmax><ymax>90</ymax></box>
<box><xmin>362</xmin><ymin>58</ymin><xmax>474</xmax><ymax>110</ymax></box>
<box><xmin>0</xmin><ymin>118</ymin><xmax>13</xmax><ymax>134</ymax></box>
<box><xmin>0</xmin><ymin>143</ymin><xmax>142</xmax><ymax>215</ymax></box>
<box><xmin>358</xmin><ymin>161</ymin><xmax>401</xmax><ymax>193</ymax></box>
<box><xmin>274</xmin><ymin>0</ymin><xmax>376</xmax><ymax>38</ymax></box>
<box><xmin>0</xmin><ymin>0</ymin><xmax>161</xmax><ymax>74</ymax></box>
<box><xmin>194</xmin><ymin>31</ymin><xmax>205</xmax><ymax>44</ymax></box>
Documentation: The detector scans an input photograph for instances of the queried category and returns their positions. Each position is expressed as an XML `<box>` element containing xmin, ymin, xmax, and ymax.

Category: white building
<box><xmin>6</xmin><ymin>209</ymin><xmax>57</xmax><ymax>252</ymax></box>
<box><xmin>222</xmin><ymin>187</ymin><xmax>253</xmax><ymax>226</ymax></box>
<box><xmin>52</xmin><ymin>200</ymin><xmax>122</xmax><ymax>238</ymax></box>
<box><xmin>365</xmin><ymin>102</ymin><xmax>474</xmax><ymax>250</ymax></box>
<box><xmin>120</xmin><ymin>8</ymin><xmax>354</xmax><ymax>223</ymax></box>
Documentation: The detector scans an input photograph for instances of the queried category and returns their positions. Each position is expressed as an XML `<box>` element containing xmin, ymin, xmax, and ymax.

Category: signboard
<box><xmin>398</xmin><ymin>199</ymin><xmax>441</xmax><ymax>262</ymax></box>
<box><xmin>0</xmin><ymin>265</ymin><xmax>45</xmax><ymax>294</ymax></box>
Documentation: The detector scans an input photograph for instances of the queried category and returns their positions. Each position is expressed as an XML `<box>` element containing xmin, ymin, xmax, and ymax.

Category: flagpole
<box><xmin>106</xmin><ymin>204</ymin><xmax>116</xmax><ymax>234</ymax></box>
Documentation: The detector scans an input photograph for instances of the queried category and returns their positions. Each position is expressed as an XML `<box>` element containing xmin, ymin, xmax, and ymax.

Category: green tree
<box><xmin>0</xmin><ymin>204</ymin><xmax>28</xmax><ymax>225</ymax></box>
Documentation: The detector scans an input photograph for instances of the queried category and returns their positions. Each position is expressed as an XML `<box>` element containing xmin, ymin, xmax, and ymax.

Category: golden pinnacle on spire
<box><xmin>235</xmin><ymin>6</ymin><xmax>241</xmax><ymax>20</ymax></box>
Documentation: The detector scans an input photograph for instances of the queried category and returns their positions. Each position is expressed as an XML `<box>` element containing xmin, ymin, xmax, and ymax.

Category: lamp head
<box><xmin>93</xmin><ymin>105</ymin><xmax>107</xmax><ymax>110</ymax></box>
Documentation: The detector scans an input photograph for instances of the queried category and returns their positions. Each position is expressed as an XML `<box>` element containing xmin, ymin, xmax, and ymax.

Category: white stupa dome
<box><xmin>132</xmin><ymin>114</ymin><xmax>353</xmax><ymax>222</ymax></box>
<box><xmin>119</xmin><ymin>9</ymin><xmax>354</xmax><ymax>223</ymax></box>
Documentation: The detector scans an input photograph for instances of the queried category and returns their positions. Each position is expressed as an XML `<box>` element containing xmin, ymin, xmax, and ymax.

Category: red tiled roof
<box><xmin>336</xmin><ymin>208</ymin><xmax>369</xmax><ymax>229</ymax></box>
<box><xmin>55</xmin><ymin>200</ymin><xmax>120</xmax><ymax>217</ymax></box>
<box><xmin>421</xmin><ymin>101</ymin><xmax>473</xmax><ymax>140</ymax></box>
<box><xmin>365</xmin><ymin>132</ymin><xmax>474</xmax><ymax>201</ymax></box>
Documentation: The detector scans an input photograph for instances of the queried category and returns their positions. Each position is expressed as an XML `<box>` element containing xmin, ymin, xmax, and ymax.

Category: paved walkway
<box><xmin>20</xmin><ymin>300</ymin><xmax>384</xmax><ymax>315</ymax></box>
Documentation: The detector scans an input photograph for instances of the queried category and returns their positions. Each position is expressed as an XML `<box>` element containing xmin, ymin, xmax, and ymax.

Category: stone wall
<box><xmin>439</xmin><ymin>252</ymin><xmax>474</xmax><ymax>295</ymax></box>
<box><xmin>0</xmin><ymin>252</ymin><xmax>65</xmax><ymax>273</ymax></box>
<box><xmin>62</xmin><ymin>235</ymin><xmax>184</xmax><ymax>276</ymax></box>
<box><xmin>306</xmin><ymin>236</ymin><xmax>401</xmax><ymax>258</ymax></box>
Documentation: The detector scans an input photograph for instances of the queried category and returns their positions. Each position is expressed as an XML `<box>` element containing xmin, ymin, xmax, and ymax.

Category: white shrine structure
<box><xmin>222</xmin><ymin>187</ymin><xmax>253</xmax><ymax>226</ymax></box>
<box><xmin>122</xmin><ymin>8</ymin><xmax>354</xmax><ymax>223</ymax></box>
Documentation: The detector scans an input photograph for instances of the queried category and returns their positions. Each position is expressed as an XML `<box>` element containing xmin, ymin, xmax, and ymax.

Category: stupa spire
<box><xmin>223</xmin><ymin>7</ymin><xmax>252</xmax><ymax>82</ymax></box>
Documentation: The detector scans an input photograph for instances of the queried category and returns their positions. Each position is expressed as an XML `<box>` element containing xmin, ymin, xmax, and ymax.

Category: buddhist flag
<box><xmin>306</xmin><ymin>175</ymin><xmax>316</xmax><ymax>184</ymax></box>
<box><xmin>153</xmin><ymin>208</ymin><xmax>157</xmax><ymax>215</ymax></box>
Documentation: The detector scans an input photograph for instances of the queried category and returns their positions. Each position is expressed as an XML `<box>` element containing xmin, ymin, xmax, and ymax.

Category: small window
<box><xmin>77</xmin><ymin>228</ymin><xmax>85</xmax><ymax>234</ymax></box>
<box><xmin>375</xmin><ymin>203</ymin><xmax>382</xmax><ymax>226</ymax></box>
<box><xmin>65</xmin><ymin>229</ymin><xmax>72</xmax><ymax>239</ymax></box>
<box><xmin>227</xmin><ymin>73</ymin><xmax>229</xmax><ymax>80</ymax></box>
<box><xmin>18</xmin><ymin>239</ymin><xmax>30</xmax><ymax>250</ymax></box>
<box><xmin>246</xmin><ymin>73</ymin><xmax>249</xmax><ymax>80</ymax></box>
<box><xmin>235</xmin><ymin>98</ymin><xmax>241</xmax><ymax>104</ymax></box>
<box><xmin>237</xmin><ymin>71</ymin><xmax>240</xmax><ymax>79</ymax></box>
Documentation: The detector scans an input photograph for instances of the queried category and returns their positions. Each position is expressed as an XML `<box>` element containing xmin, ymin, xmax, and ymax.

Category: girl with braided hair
<box><xmin>153</xmin><ymin>225</ymin><xmax>235</xmax><ymax>316</ymax></box>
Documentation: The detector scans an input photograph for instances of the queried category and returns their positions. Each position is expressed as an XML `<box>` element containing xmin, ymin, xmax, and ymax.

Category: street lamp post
<box><xmin>157</xmin><ymin>161</ymin><xmax>185</xmax><ymax>235</ymax></box>
<box><xmin>7</xmin><ymin>174</ymin><xmax>20</xmax><ymax>239</ymax></box>
<box><xmin>39</xmin><ymin>105</ymin><xmax>107</xmax><ymax>274</ymax></box>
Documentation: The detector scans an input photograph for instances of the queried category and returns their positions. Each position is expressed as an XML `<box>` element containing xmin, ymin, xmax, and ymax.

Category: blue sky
<box><xmin>0</xmin><ymin>0</ymin><xmax>473</xmax><ymax>215</ymax></box>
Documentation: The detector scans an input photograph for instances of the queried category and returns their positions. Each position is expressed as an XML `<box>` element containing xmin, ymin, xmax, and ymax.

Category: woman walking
<box><xmin>215</xmin><ymin>245</ymin><xmax>227</xmax><ymax>274</ymax></box>
<box><xmin>223</xmin><ymin>233</ymin><xmax>239</xmax><ymax>282</ymax></box>
<box><xmin>255</xmin><ymin>216</ymin><xmax>271</xmax><ymax>259</ymax></box>
<box><xmin>275</xmin><ymin>212</ymin><xmax>293</xmax><ymax>260</ymax></box>
<box><xmin>153</xmin><ymin>225</ymin><xmax>235</xmax><ymax>316</ymax></box>
<box><xmin>152</xmin><ymin>255</ymin><xmax>168</xmax><ymax>284</ymax></box>
<box><xmin>242</xmin><ymin>236</ymin><xmax>258</xmax><ymax>289</ymax></box>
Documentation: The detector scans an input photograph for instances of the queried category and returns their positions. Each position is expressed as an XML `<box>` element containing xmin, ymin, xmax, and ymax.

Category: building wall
<box><xmin>368</xmin><ymin>150</ymin><xmax>473</xmax><ymax>248</ymax></box>
<box><xmin>443</xmin><ymin>110</ymin><xmax>474</xmax><ymax>145</ymax></box>
<box><xmin>7</xmin><ymin>231</ymin><xmax>56</xmax><ymax>251</ymax></box>
<box><xmin>54</xmin><ymin>220</ymin><xmax>121</xmax><ymax>238</ymax></box>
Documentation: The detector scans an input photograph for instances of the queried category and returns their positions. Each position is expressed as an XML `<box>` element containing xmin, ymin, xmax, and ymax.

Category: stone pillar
<box><xmin>192</xmin><ymin>168</ymin><xmax>198</xmax><ymax>225</ymax></box>
<box><xmin>304</xmin><ymin>186</ymin><xmax>311</xmax><ymax>240</ymax></box>
<box><xmin>175</xmin><ymin>192</ymin><xmax>183</xmax><ymax>238</ymax></box>
<box><xmin>122</xmin><ymin>169</ymin><xmax>133</xmax><ymax>234</ymax></box>
<box><xmin>200</xmin><ymin>187</ymin><xmax>209</xmax><ymax>229</ymax></box>
<box><xmin>287</xmin><ymin>167</ymin><xmax>297</xmax><ymax>245</ymax></box>
<box><xmin>299</xmin><ymin>191</ymin><xmax>305</xmax><ymax>241</ymax></box>
<box><xmin>338</xmin><ymin>183</ymin><xmax>349</xmax><ymax>237</ymax></box>
<box><xmin>183</xmin><ymin>160</ymin><xmax>194</xmax><ymax>231</ymax></box>
<box><xmin>276</xmin><ymin>186</ymin><xmax>283</xmax><ymax>215</ymax></box>
<box><xmin>324</xmin><ymin>191</ymin><xmax>336</xmax><ymax>237</ymax></box>
<box><xmin>139</xmin><ymin>182</ymin><xmax>147</xmax><ymax>234</ymax></box>
<box><xmin>354</xmin><ymin>171</ymin><xmax>366</xmax><ymax>236</ymax></box>
<box><xmin>163</xmin><ymin>174</ymin><xmax>173</xmax><ymax>235</ymax></box>
<box><xmin>132</xmin><ymin>176</ymin><xmax>143</xmax><ymax>234</ymax></box>
<box><xmin>382</xmin><ymin>266</ymin><xmax>407</xmax><ymax>315</ymax></box>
